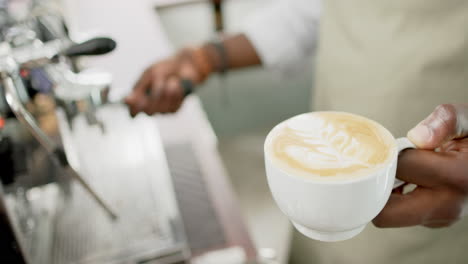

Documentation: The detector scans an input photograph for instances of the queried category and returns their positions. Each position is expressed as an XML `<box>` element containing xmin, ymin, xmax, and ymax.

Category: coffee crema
<box><xmin>265</xmin><ymin>112</ymin><xmax>396</xmax><ymax>178</ymax></box>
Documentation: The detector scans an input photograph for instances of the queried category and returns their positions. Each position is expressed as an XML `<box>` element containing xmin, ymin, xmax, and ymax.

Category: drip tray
<box><xmin>3</xmin><ymin>106</ymin><xmax>229</xmax><ymax>264</ymax></box>
<box><xmin>165</xmin><ymin>143</ymin><xmax>226</xmax><ymax>254</ymax></box>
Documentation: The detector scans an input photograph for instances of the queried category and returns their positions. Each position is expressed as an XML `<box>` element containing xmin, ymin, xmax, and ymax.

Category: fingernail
<box><xmin>408</xmin><ymin>124</ymin><xmax>432</xmax><ymax>147</ymax></box>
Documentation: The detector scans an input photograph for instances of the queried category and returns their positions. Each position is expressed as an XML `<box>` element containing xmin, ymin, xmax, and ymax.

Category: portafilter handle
<box><xmin>12</xmin><ymin>37</ymin><xmax>117</xmax><ymax>68</ymax></box>
<box><xmin>62</xmin><ymin>37</ymin><xmax>116</xmax><ymax>58</ymax></box>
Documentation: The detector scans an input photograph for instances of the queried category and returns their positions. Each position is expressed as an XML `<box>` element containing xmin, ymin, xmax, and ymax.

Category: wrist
<box><xmin>201</xmin><ymin>40</ymin><xmax>228</xmax><ymax>74</ymax></box>
<box><xmin>178</xmin><ymin>39</ymin><xmax>228</xmax><ymax>84</ymax></box>
<box><xmin>178</xmin><ymin>46</ymin><xmax>215</xmax><ymax>84</ymax></box>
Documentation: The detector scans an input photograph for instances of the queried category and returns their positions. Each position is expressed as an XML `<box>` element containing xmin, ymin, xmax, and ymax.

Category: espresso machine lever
<box><xmin>62</xmin><ymin>37</ymin><xmax>116</xmax><ymax>57</ymax></box>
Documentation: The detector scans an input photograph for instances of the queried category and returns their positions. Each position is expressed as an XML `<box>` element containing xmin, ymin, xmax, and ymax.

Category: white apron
<box><xmin>292</xmin><ymin>0</ymin><xmax>468</xmax><ymax>263</ymax></box>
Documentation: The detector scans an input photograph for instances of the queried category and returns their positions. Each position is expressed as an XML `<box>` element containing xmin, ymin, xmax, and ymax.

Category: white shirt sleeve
<box><xmin>242</xmin><ymin>0</ymin><xmax>322</xmax><ymax>73</ymax></box>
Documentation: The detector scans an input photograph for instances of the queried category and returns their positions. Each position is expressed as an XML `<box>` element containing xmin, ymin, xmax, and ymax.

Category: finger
<box><xmin>375</xmin><ymin>187</ymin><xmax>464</xmax><ymax>228</ymax></box>
<box><xmin>423</xmin><ymin>218</ymin><xmax>461</xmax><ymax>228</ymax></box>
<box><xmin>127</xmin><ymin>60</ymin><xmax>179</xmax><ymax>113</ymax></box>
<box><xmin>396</xmin><ymin>149</ymin><xmax>456</xmax><ymax>187</ymax></box>
<box><xmin>440</xmin><ymin>138</ymin><xmax>468</xmax><ymax>153</ymax></box>
<box><xmin>165</xmin><ymin>76</ymin><xmax>184</xmax><ymax>112</ymax></box>
<box><xmin>373</xmin><ymin>188</ymin><xmax>434</xmax><ymax>228</ymax></box>
<box><xmin>135</xmin><ymin>60</ymin><xmax>179</xmax><ymax>95</ymax></box>
<box><xmin>143</xmin><ymin>88</ymin><xmax>167</xmax><ymax>115</ymax></box>
<box><xmin>397</xmin><ymin>149</ymin><xmax>468</xmax><ymax>196</ymax></box>
<box><xmin>125</xmin><ymin>67</ymin><xmax>153</xmax><ymax>116</ymax></box>
<box><xmin>127</xmin><ymin>92</ymin><xmax>149</xmax><ymax>117</ymax></box>
<box><xmin>144</xmin><ymin>68</ymin><xmax>168</xmax><ymax>111</ymax></box>
<box><xmin>153</xmin><ymin>82</ymin><xmax>173</xmax><ymax>114</ymax></box>
<box><xmin>408</xmin><ymin>104</ymin><xmax>468</xmax><ymax>149</ymax></box>
<box><xmin>126</xmin><ymin>67</ymin><xmax>152</xmax><ymax>102</ymax></box>
<box><xmin>392</xmin><ymin>184</ymin><xmax>405</xmax><ymax>194</ymax></box>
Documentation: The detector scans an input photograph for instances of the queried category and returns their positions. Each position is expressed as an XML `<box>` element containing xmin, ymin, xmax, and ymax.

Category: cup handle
<box><xmin>393</xmin><ymin>138</ymin><xmax>417</xmax><ymax>189</ymax></box>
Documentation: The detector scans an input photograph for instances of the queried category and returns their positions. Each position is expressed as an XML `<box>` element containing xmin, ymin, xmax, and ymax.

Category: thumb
<box><xmin>408</xmin><ymin>104</ymin><xmax>468</xmax><ymax>149</ymax></box>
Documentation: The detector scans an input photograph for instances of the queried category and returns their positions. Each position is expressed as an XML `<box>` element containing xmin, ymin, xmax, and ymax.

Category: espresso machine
<box><xmin>0</xmin><ymin>0</ymin><xmax>190</xmax><ymax>263</ymax></box>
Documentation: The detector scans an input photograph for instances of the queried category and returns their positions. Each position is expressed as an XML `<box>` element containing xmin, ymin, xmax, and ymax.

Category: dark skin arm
<box><xmin>374</xmin><ymin>104</ymin><xmax>468</xmax><ymax>228</ymax></box>
<box><xmin>127</xmin><ymin>32</ymin><xmax>468</xmax><ymax>229</ymax></box>
<box><xmin>125</xmin><ymin>34</ymin><xmax>261</xmax><ymax>116</ymax></box>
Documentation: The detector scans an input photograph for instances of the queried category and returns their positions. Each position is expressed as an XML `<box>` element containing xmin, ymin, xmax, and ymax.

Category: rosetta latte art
<box><xmin>268</xmin><ymin>112</ymin><xmax>394</xmax><ymax>177</ymax></box>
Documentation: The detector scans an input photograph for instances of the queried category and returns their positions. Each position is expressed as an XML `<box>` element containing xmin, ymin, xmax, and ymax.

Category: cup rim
<box><xmin>264</xmin><ymin>111</ymin><xmax>398</xmax><ymax>185</ymax></box>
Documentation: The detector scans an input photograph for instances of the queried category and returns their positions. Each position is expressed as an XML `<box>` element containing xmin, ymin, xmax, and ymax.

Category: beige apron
<box><xmin>292</xmin><ymin>0</ymin><xmax>468</xmax><ymax>263</ymax></box>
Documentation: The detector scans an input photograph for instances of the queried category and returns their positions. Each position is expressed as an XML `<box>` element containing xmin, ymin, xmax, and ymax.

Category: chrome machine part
<box><xmin>0</xmin><ymin>56</ymin><xmax>117</xmax><ymax>219</ymax></box>
<box><xmin>47</xmin><ymin>64</ymin><xmax>112</xmax><ymax>131</ymax></box>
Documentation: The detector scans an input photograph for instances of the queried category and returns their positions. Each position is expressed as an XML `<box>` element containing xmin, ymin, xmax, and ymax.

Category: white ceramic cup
<box><xmin>264</xmin><ymin>119</ymin><xmax>415</xmax><ymax>242</ymax></box>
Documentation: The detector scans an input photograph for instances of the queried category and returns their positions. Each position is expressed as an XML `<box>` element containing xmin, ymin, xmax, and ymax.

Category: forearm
<box><xmin>199</xmin><ymin>33</ymin><xmax>262</xmax><ymax>74</ymax></box>
<box><xmin>127</xmin><ymin>34</ymin><xmax>261</xmax><ymax>115</ymax></box>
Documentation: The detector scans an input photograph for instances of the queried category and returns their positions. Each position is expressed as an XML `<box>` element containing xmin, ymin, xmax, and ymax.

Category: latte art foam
<box><xmin>266</xmin><ymin>112</ymin><xmax>396</xmax><ymax>178</ymax></box>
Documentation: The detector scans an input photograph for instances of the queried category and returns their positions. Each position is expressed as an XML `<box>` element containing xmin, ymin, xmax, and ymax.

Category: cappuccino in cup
<box><xmin>264</xmin><ymin>112</ymin><xmax>415</xmax><ymax>242</ymax></box>
<box><xmin>265</xmin><ymin>112</ymin><xmax>396</xmax><ymax>181</ymax></box>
